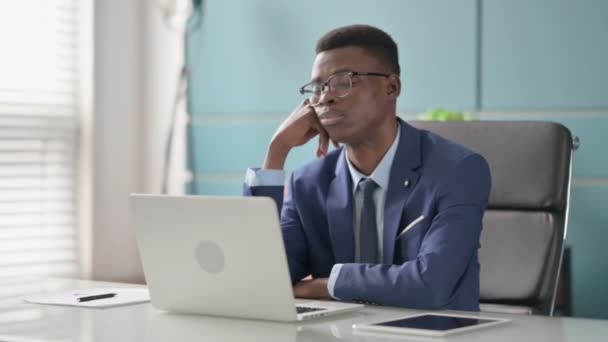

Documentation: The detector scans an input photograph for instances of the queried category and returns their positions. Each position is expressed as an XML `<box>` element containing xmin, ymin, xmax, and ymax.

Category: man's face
<box><xmin>310</xmin><ymin>46</ymin><xmax>397</xmax><ymax>145</ymax></box>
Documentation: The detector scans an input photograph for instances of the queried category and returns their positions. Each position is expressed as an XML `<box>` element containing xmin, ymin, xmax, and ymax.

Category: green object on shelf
<box><xmin>419</xmin><ymin>108</ymin><xmax>472</xmax><ymax>121</ymax></box>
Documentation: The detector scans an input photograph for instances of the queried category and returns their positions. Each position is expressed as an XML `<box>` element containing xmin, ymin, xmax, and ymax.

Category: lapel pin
<box><xmin>403</xmin><ymin>179</ymin><xmax>410</xmax><ymax>188</ymax></box>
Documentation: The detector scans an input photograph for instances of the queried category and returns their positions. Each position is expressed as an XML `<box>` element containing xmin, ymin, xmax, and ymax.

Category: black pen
<box><xmin>77</xmin><ymin>293</ymin><xmax>116</xmax><ymax>302</ymax></box>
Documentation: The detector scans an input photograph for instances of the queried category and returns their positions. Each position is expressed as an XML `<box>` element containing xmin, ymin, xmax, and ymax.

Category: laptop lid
<box><xmin>130</xmin><ymin>194</ymin><xmax>300</xmax><ymax>322</ymax></box>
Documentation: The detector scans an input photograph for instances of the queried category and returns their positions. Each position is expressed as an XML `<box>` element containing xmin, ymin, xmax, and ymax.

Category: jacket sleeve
<box><xmin>242</xmin><ymin>167</ymin><xmax>285</xmax><ymax>213</ymax></box>
<box><xmin>333</xmin><ymin>154</ymin><xmax>491</xmax><ymax>309</ymax></box>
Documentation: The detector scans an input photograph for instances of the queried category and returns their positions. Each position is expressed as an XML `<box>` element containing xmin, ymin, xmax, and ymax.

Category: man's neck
<box><xmin>346</xmin><ymin>118</ymin><xmax>399</xmax><ymax>176</ymax></box>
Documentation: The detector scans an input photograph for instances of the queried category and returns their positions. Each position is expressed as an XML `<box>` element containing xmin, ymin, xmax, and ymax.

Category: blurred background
<box><xmin>0</xmin><ymin>0</ymin><xmax>606</xmax><ymax>320</ymax></box>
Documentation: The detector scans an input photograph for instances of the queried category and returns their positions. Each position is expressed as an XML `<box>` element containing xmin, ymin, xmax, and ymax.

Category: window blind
<box><xmin>0</xmin><ymin>0</ymin><xmax>80</xmax><ymax>278</ymax></box>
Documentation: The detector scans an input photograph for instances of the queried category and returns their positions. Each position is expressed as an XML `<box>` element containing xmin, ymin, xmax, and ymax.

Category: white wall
<box><xmin>92</xmin><ymin>0</ymin><xmax>185</xmax><ymax>283</ymax></box>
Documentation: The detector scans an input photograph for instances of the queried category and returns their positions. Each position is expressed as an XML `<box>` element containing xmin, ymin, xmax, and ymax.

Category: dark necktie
<box><xmin>358</xmin><ymin>178</ymin><xmax>378</xmax><ymax>263</ymax></box>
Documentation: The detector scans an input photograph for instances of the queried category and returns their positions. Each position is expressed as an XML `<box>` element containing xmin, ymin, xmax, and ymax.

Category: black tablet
<box><xmin>352</xmin><ymin>313</ymin><xmax>511</xmax><ymax>337</ymax></box>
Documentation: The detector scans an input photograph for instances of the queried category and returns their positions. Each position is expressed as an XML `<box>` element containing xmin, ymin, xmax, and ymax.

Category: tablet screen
<box><xmin>373</xmin><ymin>314</ymin><xmax>499</xmax><ymax>331</ymax></box>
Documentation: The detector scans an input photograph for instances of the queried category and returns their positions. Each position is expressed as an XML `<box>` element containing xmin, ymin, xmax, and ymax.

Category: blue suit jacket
<box><xmin>244</xmin><ymin>119</ymin><xmax>491</xmax><ymax>311</ymax></box>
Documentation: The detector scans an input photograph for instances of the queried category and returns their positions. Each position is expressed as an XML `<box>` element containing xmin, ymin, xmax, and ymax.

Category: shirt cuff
<box><xmin>244</xmin><ymin>168</ymin><xmax>285</xmax><ymax>187</ymax></box>
<box><xmin>327</xmin><ymin>263</ymin><xmax>343</xmax><ymax>300</ymax></box>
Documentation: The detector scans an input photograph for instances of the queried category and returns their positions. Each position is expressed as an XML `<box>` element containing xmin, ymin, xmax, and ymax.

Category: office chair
<box><xmin>410</xmin><ymin>120</ymin><xmax>576</xmax><ymax>316</ymax></box>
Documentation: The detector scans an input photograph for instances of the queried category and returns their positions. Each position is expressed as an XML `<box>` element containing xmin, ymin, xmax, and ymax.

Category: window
<box><xmin>0</xmin><ymin>0</ymin><xmax>84</xmax><ymax>278</ymax></box>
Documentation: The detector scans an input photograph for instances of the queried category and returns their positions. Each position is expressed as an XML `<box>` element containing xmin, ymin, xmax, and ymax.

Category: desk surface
<box><xmin>0</xmin><ymin>277</ymin><xmax>607</xmax><ymax>342</ymax></box>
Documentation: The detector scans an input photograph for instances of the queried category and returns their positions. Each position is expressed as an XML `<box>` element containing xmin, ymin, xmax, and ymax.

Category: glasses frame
<box><xmin>299</xmin><ymin>71</ymin><xmax>391</xmax><ymax>105</ymax></box>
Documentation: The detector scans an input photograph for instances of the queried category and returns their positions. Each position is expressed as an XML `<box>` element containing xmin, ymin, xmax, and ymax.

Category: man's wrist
<box><xmin>316</xmin><ymin>278</ymin><xmax>330</xmax><ymax>298</ymax></box>
<box><xmin>263</xmin><ymin>140</ymin><xmax>290</xmax><ymax>170</ymax></box>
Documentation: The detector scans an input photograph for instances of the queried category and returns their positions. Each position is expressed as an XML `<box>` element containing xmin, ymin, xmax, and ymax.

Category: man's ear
<box><xmin>386</xmin><ymin>74</ymin><xmax>401</xmax><ymax>99</ymax></box>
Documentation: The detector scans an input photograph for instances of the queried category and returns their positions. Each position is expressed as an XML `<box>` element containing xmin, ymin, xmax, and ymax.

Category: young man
<box><xmin>243</xmin><ymin>25</ymin><xmax>491</xmax><ymax>311</ymax></box>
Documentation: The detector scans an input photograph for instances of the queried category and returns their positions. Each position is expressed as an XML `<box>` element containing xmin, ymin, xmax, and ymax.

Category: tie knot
<box><xmin>359</xmin><ymin>178</ymin><xmax>377</xmax><ymax>197</ymax></box>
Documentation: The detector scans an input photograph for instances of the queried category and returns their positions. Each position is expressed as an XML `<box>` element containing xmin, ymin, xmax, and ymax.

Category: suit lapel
<box><xmin>383</xmin><ymin>119</ymin><xmax>422</xmax><ymax>264</ymax></box>
<box><xmin>326</xmin><ymin>149</ymin><xmax>355</xmax><ymax>263</ymax></box>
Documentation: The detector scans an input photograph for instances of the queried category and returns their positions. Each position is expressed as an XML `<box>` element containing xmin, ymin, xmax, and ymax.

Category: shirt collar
<box><xmin>345</xmin><ymin>124</ymin><xmax>401</xmax><ymax>193</ymax></box>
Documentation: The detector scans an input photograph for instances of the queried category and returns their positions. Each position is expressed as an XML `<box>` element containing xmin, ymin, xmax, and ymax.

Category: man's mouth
<box><xmin>318</xmin><ymin>111</ymin><xmax>345</xmax><ymax>126</ymax></box>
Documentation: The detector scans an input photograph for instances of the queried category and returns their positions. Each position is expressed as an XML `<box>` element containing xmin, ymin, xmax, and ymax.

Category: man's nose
<box><xmin>318</xmin><ymin>88</ymin><xmax>336</xmax><ymax>106</ymax></box>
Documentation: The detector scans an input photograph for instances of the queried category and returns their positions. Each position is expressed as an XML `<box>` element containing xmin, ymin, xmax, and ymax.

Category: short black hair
<box><xmin>315</xmin><ymin>24</ymin><xmax>400</xmax><ymax>76</ymax></box>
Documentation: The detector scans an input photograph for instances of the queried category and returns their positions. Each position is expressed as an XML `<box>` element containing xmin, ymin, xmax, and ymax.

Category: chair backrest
<box><xmin>410</xmin><ymin>121</ymin><xmax>574</xmax><ymax>315</ymax></box>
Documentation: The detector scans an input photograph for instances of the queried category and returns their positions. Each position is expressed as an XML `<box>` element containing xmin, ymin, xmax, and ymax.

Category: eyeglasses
<box><xmin>299</xmin><ymin>71</ymin><xmax>391</xmax><ymax>105</ymax></box>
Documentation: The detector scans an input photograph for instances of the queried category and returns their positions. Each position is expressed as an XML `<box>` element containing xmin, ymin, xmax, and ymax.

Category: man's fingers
<box><xmin>317</xmin><ymin>131</ymin><xmax>329</xmax><ymax>157</ymax></box>
<box><xmin>293</xmin><ymin>280</ymin><xmax>311</xmax><ymax>298</ymax></box>
<box><xmin>296</xmin><ymin>98</ymin><xmax>309</xmax><ymax>109</ymax></box>
<box><xmin>307</xmin><ymin>110</ymin><xmax>331</xmax><ymax>158</ymax></box>
<box><xmin>293</xmin><ymin>279</ymin><xmax>329</xmax><ymax>300</ymax></box>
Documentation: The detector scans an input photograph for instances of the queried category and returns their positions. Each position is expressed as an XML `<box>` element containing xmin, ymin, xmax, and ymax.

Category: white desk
<box><xmin>0</xmin><ymin>277</ymin><xmax>607</xmax><ymax>342</ymax></box>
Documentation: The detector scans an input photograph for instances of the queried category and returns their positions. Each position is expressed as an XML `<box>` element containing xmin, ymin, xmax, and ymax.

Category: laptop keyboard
<box><xmin>296</xmin><ymin>306</ymin><xmax>326</xmax><ymax>314</ymax></box>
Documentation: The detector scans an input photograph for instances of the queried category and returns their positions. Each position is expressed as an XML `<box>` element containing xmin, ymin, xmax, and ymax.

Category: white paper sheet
<box><xmin>22</xmin><ymin>287</ymin><xmax>150</xmax><ymax>308</ymax></box>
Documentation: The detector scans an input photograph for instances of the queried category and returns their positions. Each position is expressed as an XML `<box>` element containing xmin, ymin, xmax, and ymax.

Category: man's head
<box><xmin>315</xmin><ymin>24</ymin><xmax>400</xmax><ymax>76</ymax></box>
<box><xmin>302</xmin><ymin>24</ymin><xmax>402</xmax><ymax>145</ymax></box>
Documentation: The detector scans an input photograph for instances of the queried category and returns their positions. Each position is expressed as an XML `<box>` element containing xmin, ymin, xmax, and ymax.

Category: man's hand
<box><xmin>293</xmin><ymin>277</ymin><xmax>331</xmax><ymax>300</ymax></box>
<box><xmin>263</xmin><ymin>100</ymin><xmax>337</xmax><ymax>170</ymax></box>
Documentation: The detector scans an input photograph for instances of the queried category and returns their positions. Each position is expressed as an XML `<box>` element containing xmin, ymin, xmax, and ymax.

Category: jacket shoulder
<box><xmin>417</xmin><ymin>129</ymin><xmax>489</xmax><ymax>178</ymax></box>
<box><xmin>290</xmin><ymin>148</ymin><xmax>342</xmax><ymax>187</ymax></box>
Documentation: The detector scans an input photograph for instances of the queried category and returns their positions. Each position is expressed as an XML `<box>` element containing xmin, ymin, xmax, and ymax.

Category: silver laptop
<box><xmin>129</xmin><ymin>194</ymin><xmax>363</xmax><ymax>322</ymax></box>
